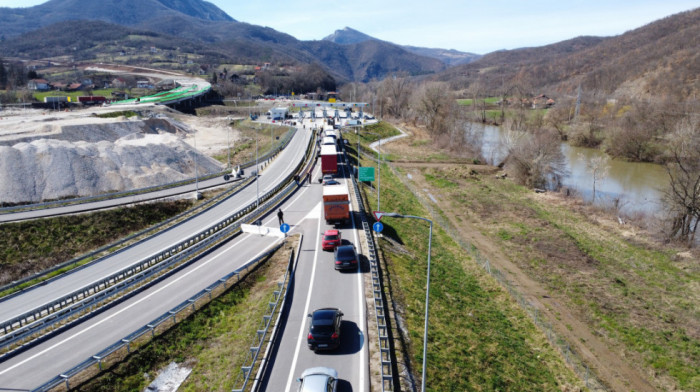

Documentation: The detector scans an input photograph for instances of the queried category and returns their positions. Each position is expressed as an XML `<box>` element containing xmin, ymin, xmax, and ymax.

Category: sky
<box><xmin>0</xmin><ymin>0</ymin><xmax>697</xmax><ymax>54</ymax></box>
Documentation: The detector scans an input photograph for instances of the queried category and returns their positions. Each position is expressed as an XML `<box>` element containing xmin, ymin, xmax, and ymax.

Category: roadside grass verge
<box><xmin>359</xmin><ymin>156</ymin><xmax>582</xmax><ymax>390</ymax></box>
<box><xmin>74</xmin><ymin>237</ymin><xmax>294</xmax><ymax>391</ymax></box>
<box><xmin>0</xmin><ymin>201</ymin><xmax>193</xmax><ymax>289</ymax></box>
<box><xmin>211</xmin><ymin>120</ymin><xmax>292</xmax><ymax>166</ymax></box>
<box><xmin>420</xmin><ymin>166</ymin><xmax>699</xmax><ymax>391</ymax></box>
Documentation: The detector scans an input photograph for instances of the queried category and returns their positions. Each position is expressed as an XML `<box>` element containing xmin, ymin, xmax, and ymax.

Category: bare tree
<box><xmin>414</xmin><ymin>82</ymin><xmax>452</xmax><ymax>136</ymax></box>
<box><xmin>505</xmin><ymin>129</ymin><xmax>567</xmax><ymax>189</ymax></box>
<box><xmin>466</xmin><ymin>80</ymin><xmax>487</xmax><ymax>123</ymax></box>
<box><xmin>382</xmin><ymin>72</ymin><xmax>411</xmax><ymax>119</ymax></box>
<box><xmin>579</xmin><ymin>153</ymin><xmax>610</xmax><ymax>203</ymax></box>
<box><xmin>663</xmin><ymin>119</ymin><xmax>700</xmax><ymax>246</ymax></box>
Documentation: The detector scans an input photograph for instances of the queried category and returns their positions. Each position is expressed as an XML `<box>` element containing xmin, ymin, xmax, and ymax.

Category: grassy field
<box><xmin>75</xmin><ymin>237</ymin><xmax>295</xmax><ymax>391</ymax></box>
<box><xmin>0</xmin><ymin>201</ymin><xmax>193</xmax><ymax>289</ymax></box>
<box><xmin>32</xmin><ymin>88</ymin><xmax>115</xmax><ymax>102</ymax></box>
<box><xmin>370</xmin><ymin>122</ymin><xmax>699</xmax><ymax>391</ymax></box>
<box><xmin>419</xmin><ymin>165</ymin><xmax>699</xmax><ymax>391</ymax></box>
<box><xmin>350</xmin><ymin>134</ymin><xmax>583</xmax><ymax>390</ymax></box>
<box><xmin>457</xmin><ymin>97</ymin><xmax>500</xmax><ymax>105</ymax></box>
<box><xmin>210</xmin><ymin>120</ymin><xmax>292</xmax><ymax>167</ymax></box>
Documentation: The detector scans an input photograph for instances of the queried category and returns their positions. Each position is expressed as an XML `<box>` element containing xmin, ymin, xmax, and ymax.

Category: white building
<box><xmin>269</xmin><ymin>107</ymin><xmax>288</xmax><ymax>120</ymax></box>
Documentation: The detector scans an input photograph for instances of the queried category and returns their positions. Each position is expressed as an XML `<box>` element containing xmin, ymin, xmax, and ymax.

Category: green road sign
<box><xmin>358</xmin><ymin>166</ymin><xmax>375</xmax><ymax>182</ymax></box>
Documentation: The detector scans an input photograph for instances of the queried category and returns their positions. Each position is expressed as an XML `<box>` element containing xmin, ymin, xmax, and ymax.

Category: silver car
<box><xmin>297</xmin><ymin>367</ymin><xmax>338</xmax><ymax>392</ymax></box>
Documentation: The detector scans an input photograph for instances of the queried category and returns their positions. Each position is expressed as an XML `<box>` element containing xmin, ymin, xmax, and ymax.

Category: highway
<box><xmin>0</xmin><ymin>174</ymin><xmax>244</xmax><ymax>224</ymax></box>
<box><xmin>0</xmin><ymin>118</ymin><xmax>311</xmax><ymax>387</ymax></box>
<box><xmin>259</xmin><ymin>160</ymin><xmax>369</xmax><ymax>392</ymax></box>
<box><xmin>0</xmin><ymin>117</ymin><xmax>371</xmax><ymax>391</ymax></box>
<box><xmin>0</xmin><ymin>224</ymin><xmax>281</xmax><ymax>389</ymax></box>
<box><xmin>0</xmin><ymin>122</ymin><xmax>309</xmax><ymax>324</ymax></box>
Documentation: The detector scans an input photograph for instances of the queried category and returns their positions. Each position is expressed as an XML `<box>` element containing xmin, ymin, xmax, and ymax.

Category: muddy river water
<box><xmin>475</xmin><ymin>123</ymin><xmax>669</xmax><ymax>217</ymax></box>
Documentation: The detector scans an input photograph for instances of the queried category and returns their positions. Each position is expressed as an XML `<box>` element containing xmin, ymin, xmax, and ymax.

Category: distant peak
<box><xmin>323</xmin><ymin>27</ymin><xmax>375</xmax><ymax>45</ymax></box>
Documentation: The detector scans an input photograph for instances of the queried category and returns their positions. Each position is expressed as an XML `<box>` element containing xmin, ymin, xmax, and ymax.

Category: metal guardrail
<box><xmin>0</xmin><ymin>176</ymin><xmax>255</xmax><ymax>299</ymax></box>
<box><xmin>231</xmin><ymin>235</ymin><xmax>300</xmax><ymax>392</ymax></box>
<box><xmin>342</xmin><ymin>142</ymin><xmax>396</xmax><ymax>391</ymax></box>
<box><xmin>31</xmin><ymin>242</ymin><xmax>286</xmax><ymax>392</ymax></box>
<box><xmin>223</xmin><ymin>132</ymin><xmax>321</xmax><ymax>392</ymax></box>
<box><xmin>0</xmin><ymin>126</ymin><xmax>296</xmax><ymax>215</ymax></box>
<box><xmin>0</xmin><ymin>127</ymin><xmax>297</xmax><ymax>296</ymax></box>
<box><xmin>0</xmin><ymin>128</ymin><xmax>314</xmax><ymax>358</ymax></box>
<box><xmin>24</xmin><ymin>128</ymin><xmax>318</xmax><ymax>392</ymax></box>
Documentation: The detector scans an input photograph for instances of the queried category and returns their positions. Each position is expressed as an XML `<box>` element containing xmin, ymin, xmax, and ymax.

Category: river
<box><xmin>474</xmin><ymin>123</ymin><xmax>669</xmax><ymax>217</ymax></box>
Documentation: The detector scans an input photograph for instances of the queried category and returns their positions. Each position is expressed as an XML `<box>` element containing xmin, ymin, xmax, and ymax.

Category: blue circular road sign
<box><xmin>373</xmin><ymin>222</ymin><xmax>384</xmax><ymax>233</ymax></box>
<box><xmin>280</xmin><ymin>223</ymin><xmax>290</xmax><ymax>233</ymax></box>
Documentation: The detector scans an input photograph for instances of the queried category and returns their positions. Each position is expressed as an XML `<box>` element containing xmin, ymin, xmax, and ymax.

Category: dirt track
<box><xmin>401</xmin><ymin>165</ymin><xmax>657</xmax><ymax>392</ymax></box>
<box><xmin>381</xmin><ymin>123</ymin><xmax>664</xmax><ymax>392</ymax></box>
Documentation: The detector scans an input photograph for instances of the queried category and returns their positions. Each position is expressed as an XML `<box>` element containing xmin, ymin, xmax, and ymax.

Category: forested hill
<box><xmin>438</xmin><ymin>8</ymin><xmax>700</xmax><ymax>101</ymax></box>
<box><xmin>0</xmin><ymin>0</ymin><xmax>444</xmax><ymax>82</ymax></box>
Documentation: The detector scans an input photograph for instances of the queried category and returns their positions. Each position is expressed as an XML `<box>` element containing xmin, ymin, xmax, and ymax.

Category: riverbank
<box><xmin>375</xmin><ymin>121</ymin><xmax>699</xmax><ymax>391</ymax></box>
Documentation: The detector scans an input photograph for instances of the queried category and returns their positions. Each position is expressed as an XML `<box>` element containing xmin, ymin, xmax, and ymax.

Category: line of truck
<box><xmin>319</xmin><ymin>129</ymin><xmax>350</xmax><ymax>226</ymax></box>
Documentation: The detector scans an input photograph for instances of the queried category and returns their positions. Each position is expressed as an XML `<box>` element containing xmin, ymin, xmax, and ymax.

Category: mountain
<box><xmin>0</xmin><ymin>0</ymin><xmax>233</xmax><ymax>38</ymax></box>
<box><xmin>0</xmin><ymin>0</ymin><xmax>444</xmax><ymax>82</ymax></box>
<box><xmin>323</xmin><ymin>26</ymin><xmax>482</xmax><ymax>66</ymax></box>
<box><xmin>400</xmin><ymin>46</ymin><xmax>482</xmax><ymax>66</ymax></box>
<box><xmin>301</xmin><ymin>39</ymin><xmax>445</xmax><ymax>82</ymax></box>
<box><xmin>323</xmin><ymin>27</ymin><xmax>374</xmax><ymax>45</ymax></box>
<box><xmin>437</xmin><ymin>8</ymin><xmax>700</xmax><ymax>101</ymax></box>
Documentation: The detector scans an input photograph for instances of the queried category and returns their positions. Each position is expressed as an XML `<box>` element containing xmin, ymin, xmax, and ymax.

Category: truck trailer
<box><xmin>78</xmin><ymin>96</ymin><xmax>107</xmax><ymax>105</ymax></box>
<box><xmin>323</xmin><ymin>184</ymin><xmax>350</xmax><ymax>225</ymax></box>
<box><xmin>320</xmin><ymin>144</ymin><xmax>338</xmax><ymax>174</ymax></box>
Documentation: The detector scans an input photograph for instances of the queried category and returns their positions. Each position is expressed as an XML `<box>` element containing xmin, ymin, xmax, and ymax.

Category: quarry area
<box><xmin>0</xmin><ymin>104</ymin><xmax>235</xmax><ymax>205</ymax></box>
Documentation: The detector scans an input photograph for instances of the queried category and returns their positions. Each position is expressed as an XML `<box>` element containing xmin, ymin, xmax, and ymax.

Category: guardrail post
<box><xmin>61</xmin><ymin>374</ymin><xmax>70</xmax><ymax>389</ymax></box>
<box><xmin>93</xmin><ymin>355</ymin><xmax>103</xmax><ymax>371</ymax></box>
<box><xmin>122</xmin><ymin>338</ymin><xmax>131</xmax><ymax>354</ymax></box>
<box><xmin>147</xmin><ymin>324</ymin><xmax>155</xmax><ymax>338</ymax></box>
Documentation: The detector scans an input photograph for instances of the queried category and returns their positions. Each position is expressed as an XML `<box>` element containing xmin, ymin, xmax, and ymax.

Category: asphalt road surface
<box><xmin>259</xmin><ymin>157</ymin><xmax>369</xmax><ymax>392</ymax></box>
<box><xmin>0</xmin><ymin>123</ymin><xmax>311</xmax><ymax>324</ymax></box>
<box><xmin>0</xmin><ymin>118</ymin><xmax>370</xmax><ymax>391</ymax></box>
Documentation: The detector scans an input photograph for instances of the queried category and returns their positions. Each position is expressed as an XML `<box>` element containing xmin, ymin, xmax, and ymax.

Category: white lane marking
<box><xmin>283</xmin><ymin>212</ymin><xmax>322</xmax><ymax>392</ymax></box>
<box><xmin>346</xmin><ymin>164</ymin><xmax>367</xmax><ymax>390</ymax></box>
<box><xmin>0</xmin><ymin>234</ymin><xmax>279</xmax><ymax>376</ymax></box>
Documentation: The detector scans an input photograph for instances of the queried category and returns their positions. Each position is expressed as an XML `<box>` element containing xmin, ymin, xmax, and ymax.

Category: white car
<box><xmin>297</xmin><ymin>367</ymin><xmax>338</xmax><ymax>392</ymax></box>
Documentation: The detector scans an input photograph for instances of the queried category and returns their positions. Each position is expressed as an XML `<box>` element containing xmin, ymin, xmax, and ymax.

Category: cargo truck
<box><xmin>320</xmin><ymin>144</ymin><xmax>338</xmax><ymax>174</ymax></box>
<box><xmin>323</xmin><ymin>184</ymin><xmax>350</xmax><ymax>225</ymax></box>
<box><xmin>78</xmin><ymin>96</ymin><xmax>107</xmax><ymax>105</ymax></box>
<box><xmin>43</xmin><ymin>96</ymin><xmax>69</xmax><ymax>103</ymax></box>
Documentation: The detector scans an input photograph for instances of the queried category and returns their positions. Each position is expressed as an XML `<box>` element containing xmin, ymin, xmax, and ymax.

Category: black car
<box><xmin>307</xmin><ymin>308</ymin><xmax>343</xmax><ymax>351</ymax></box>
<box><xmin>334</xmin><ymin>244</ymin><xmax>358</xmax><ymax>270</ymax></box>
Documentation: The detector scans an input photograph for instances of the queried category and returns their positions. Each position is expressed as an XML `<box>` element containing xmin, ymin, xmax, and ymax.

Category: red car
<box><xmin>321</xmin><ymin>229</ymin><xmax>342</xmax><ymax>251</ymax></box>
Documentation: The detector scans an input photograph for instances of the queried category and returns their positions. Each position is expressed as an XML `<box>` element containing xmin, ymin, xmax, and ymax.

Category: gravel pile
<box><xmin>0</xmin><ymin>129</ymin><xmax>223</xmax><ymax>204</ymax></box>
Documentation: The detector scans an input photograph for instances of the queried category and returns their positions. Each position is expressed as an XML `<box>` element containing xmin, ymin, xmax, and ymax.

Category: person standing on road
<box><xmin>277</xmin><ymin>208</ymin><xmax>284</xmax><ymax>225</ymax></box>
